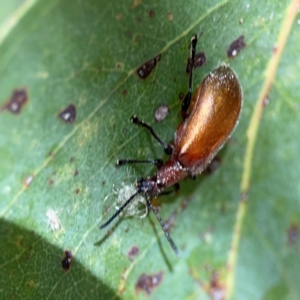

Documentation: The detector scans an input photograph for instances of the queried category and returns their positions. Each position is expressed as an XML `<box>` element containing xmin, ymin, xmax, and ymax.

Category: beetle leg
<box><xmin>116</xmin><ymin>158</ymin><xmax>163</xmax><ymax>169</ymax></box>
<box><xmin>188</xmin><ymin>173</ymin><xmax>196</xmax><ymax>180</ymax></box>
<box><xmin>146</xmin><ymin>198</ymin><xmax>179</xmax><ymax>256</ymax></box>
<box><xmin>158</xmin><ymin>183</ymin><xmax>180</xmax><ymax>196</ymax></box>
<box><xmin>131</xmin><ymin>115</ymin><xmax>173</xmax><ymax>155</ymax></box>
<box><xmin>181</xmin><ymin>34</ymin><xmax>198</xmax><ymax>120</ymax></box>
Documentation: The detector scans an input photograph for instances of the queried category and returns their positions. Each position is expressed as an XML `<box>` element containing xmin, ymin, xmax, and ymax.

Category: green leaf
<box><xmin>0</xmin><ymin>0</ymin><xmax>299</xmax><ymax>299</ymax></box>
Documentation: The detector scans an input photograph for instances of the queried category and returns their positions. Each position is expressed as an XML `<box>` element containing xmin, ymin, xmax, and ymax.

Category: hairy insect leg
<box><xmin>181</xmin><ymin>34</ymin><xmax>198</xmax><ymax>120</ymax></box>
<box><xmin>116</xmin><ymin>159</ymin><xmax>163</xmax><ymax>168</ymax></box>
<box><xmin>131</xmin><ymin>115</ymin><xmax>173</xmax><ymax>155</ymax></box>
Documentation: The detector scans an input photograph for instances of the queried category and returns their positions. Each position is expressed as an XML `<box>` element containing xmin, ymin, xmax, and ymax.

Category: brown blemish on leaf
<box><xmin>58</xmin><ymin>104</ymin><xmax>76</xmax><ymax>123</ymax></box>
<box><xmin>263</xmin><ymin>95</ymin><xmax>269</xmax><ymax>107</ymax></box>
<box><xmin>48</xmin><ymin>179</ymin><xmax>54</xmax><ymax>185</ymax></box>
<box><xmin>149</xmin><ymin>10</ymin><xmax>155</xmax><ymax>18</ymax></box>
<box><xmin>61</xmin><ymin>250</ymin><xmax>73</xmax><ymax>271</ymax></box>
<box><xmin>136</xmin><ymin>17</ymin><xmax>142</xmax><ymax>22</ymax></box>
<box><xmin>135</xmin><ymin>272</ymin><xmax>164</xmax><ymax>295</ymax></box>
<box><xmin>287</xmin><ymin>223</ymin><xmax>299</xmax><ymax>245</ymax></box>
<box><xmin>131</xmin><ymin>0</ymin><xmax>142</xmax><ymax>9</ymax></box>
<box><xmin>74</xmin><ymin>170</ymin><xmax>79</xmax><ymax>177</ymax></box>
<box><xmin>1</xmin><ymin>88</ymin><xmax>28</xmax><ymax>114</ymax></box>
<box><xmin>154</xmin><ymin>104</ymin><xmax>169</xmax><ymax>122</ymax></box>
<box><xmin>23</xmin><ymin>174</ymin><xmax>34</xmax><ymax>188</ymax></box>
<box><xmin>227</xmin><ymin>35</ymin><xmax>246</xmax><ymax>58</ymax></box>
<box><xmin>116</xmin><ymin>62</ymin><xmax>124</xmax><ymax>69</ymax></box>
<box><xmin>75</xmin><ymin>188</ymin><xmax>80</xmax><ymax>194</ymax></box>
<box><xmin>122</xmin><ymin>90</ymin><xmax>128</xmax><ymax>96</ymax></box>
<box><xmin>186</xmin><ymin>52</ymin><xmax>206</xmax><ymax>73</ymax></box>
<box><xmin>167</xmin><ymin>12</ymin><xmax>173</xmax><ymax>21</ymax></box>
<box><xmin>70</xmin><ymin>157</ymin><xmax>74</xmax><ymax>163</ymax></box>
<box><xmin>136</xmin><ymin>54</ymin><xmax>161</xmax><ymax>79</ymax></box>
<box><xmin>208</xmin><ymin>271</ymin><xmax>225</xmax><ymax>300</ymax></box>
<box><xmin>116</xmin><ymin>13</ymin><xmax>122</xmax><ymax>20</ymax></box>
<box><xmin>128</xmin><ymin>245</ymin><xmax>139</xmax><ymax>260</ymax></box>
<box><xmin>240</xmin><ymin>191</ymin><xmax>248</xmax><ymax>202</ymax></box>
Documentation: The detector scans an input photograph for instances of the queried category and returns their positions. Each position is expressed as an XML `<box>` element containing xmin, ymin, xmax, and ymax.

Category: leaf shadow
<box><xmin>0</xmin><ymin>220</ymin><xmax>121</xmax><ymax>300</ymax></box>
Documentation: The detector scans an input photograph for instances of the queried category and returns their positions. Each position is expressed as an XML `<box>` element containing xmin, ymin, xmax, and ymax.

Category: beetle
<box><xmin>100</xmin><ymin>34</ymin><xmax>242</xmax><ymax>255</ymax></box>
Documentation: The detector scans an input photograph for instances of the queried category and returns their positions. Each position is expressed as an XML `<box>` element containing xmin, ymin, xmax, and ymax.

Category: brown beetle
<box><xmin>100</xmin><ymin>35</ymin><xmax>242</xmax><ymax>255</ymax></box>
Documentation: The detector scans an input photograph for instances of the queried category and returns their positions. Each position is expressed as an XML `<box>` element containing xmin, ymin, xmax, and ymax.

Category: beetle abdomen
<box><xmin>175</xmin><ymin>65</ymin><xmax>242</xmax><ymax>173</ymax></box>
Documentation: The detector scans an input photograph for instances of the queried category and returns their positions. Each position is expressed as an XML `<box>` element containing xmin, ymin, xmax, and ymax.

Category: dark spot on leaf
<box><xmin>70</xmin><ymin>157</ymin><xmax>74</xmax><ymax>163</ymax></box>
<box><xmin>135</xmin><ymin>272</ymin><xmax>164</xmax><ymax>295</ymax></box>
<box><xmin>154</xmin><ymin>104</ymin><xmax>169</xmax><ymax>122</ymax></box>
<box><xmin>149</xmin><ymin>10</ymin><xmax>155</xmax><ymax>18</ymax></box>
<box><xmin>186</xmin><ymin>52</ymin><xmax>206</xmax><ymax>73</ymax></box>
<box><xmin>122</xmin><ymin>90</ymin><xmax>128</xmax><ymax>96</ymax></box>
<box><xmin>61</xmin><ymin>250</ymin><xmax>73</xmax><ymax>271</ymax></box>
<box><xmin>1</xmin><ymin>88</ymin><xmax>28</xmax><ymax>114</ymax></box>
<box><xmin>179</xmin><ymin>92</ymin><xmax>184</xmax><ymax>100</ymax></box>
<box><xmin>23</xmin><ymin>174</ymin><xmax>34</xmax><ymax>188</ymax></box>
<box><xmin>74</xmin><ymin>170</ymin><xmax>79</xmax><ymax>177</ymax></box>
<box><xmin>75</xmin><ymin>188</ymin><xmax>80</xmax><ymax>194</ymax></box>
<box><xmin>227</xmin><ymin>35</ymin><xmax>246</xmax><ymax>58</ymax></box>
<box><xmin>128</xmin><ymin>246</ymin><xmax>139</xmax><ymax>260</ymax></box>
<box><xmin>131</xmin><ymin>0</ymin><xmax>142</xmax><ymax>9</ymax></box>
<box><xmin>125</xmin><ymin>227</ymin><xmax>129</xmax><ymax>233</ymax></box>
<box><xmin>208</xmin><ymin>271</ymin><xmax>225</xmax><ymax>300</ymax></box>
<box><xmin>116</xmin><ymin>62</ymin><xmax>123</xmax><ymax>69</ymax></box>
<box><xmin>136</xmin><ymin>17</ymin><xmax>141</xmax><ymax>22</ymax></box>
<box><xmin>263</xmin><ymin>95</ymin><xmax>269</xmax><ymax>107</ymax></box>
<box><xmin>167</xmin><ymin>12</ymin><xmax>173</xmax><ymax>21</ymax></box>
<box><xmin>116</xmin><ymin>13</ymin><xmax>122</xmax><ymax>20</ymax></box>
<box><xmin>58</xmin><ymin>104</ymin><xmax>76</xmax><ymax>123</ymax></box>
<box><xmin>136</xmin><ymin>54</ymin><xmax>161</xmax><ymax>79</ymax></box>
<box><xmin>287</xmin><ymin>223</ymin><xmax>299</xmax><ymax>245</ymax></box>
<box><xmin>102</xmin><ymin>181</ymin><xmax>105</xmax><ymax>185</ymax></box>
<box><xmin>204</xmin><ymin>157</ymin><xmax>222</xmax><ymax>175</ymax></box>
<box><xmin>48</xmin><ymin>179</ymin><xmax>54</xmax><ymax>185</ymax></box>
<box><xmin>240</xmin><ymin>191</ymin><xmax>248</xmax><ymax>202</ymax></box>
<box><xmin>173</xmin><ymin>78</ymin><xmax>177</xmax><ymax>82</ymax></box>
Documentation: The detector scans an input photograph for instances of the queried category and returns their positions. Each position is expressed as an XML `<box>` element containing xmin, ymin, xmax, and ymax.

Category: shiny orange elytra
<box><xmin>100</xmin><ymin>35</ymin><xmax>242</xmax><ymax>255</ymax></box>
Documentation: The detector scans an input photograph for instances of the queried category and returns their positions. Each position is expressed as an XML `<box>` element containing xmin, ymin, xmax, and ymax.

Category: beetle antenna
<box><xmin>147</xmin><ymin>198</ymin><xmax>179</xmax><ymax>256</ymax></box>
<box><xmin>100</xmin><ymin>191</ymin><xmax>139</xmax><ymax>229</ymax></box>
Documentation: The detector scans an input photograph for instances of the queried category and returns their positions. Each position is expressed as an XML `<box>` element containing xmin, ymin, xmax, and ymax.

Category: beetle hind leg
<box><xmin>181</xmin><ymin>34</ymin><xmax>198</xmax><ymax>120</ymax></box>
